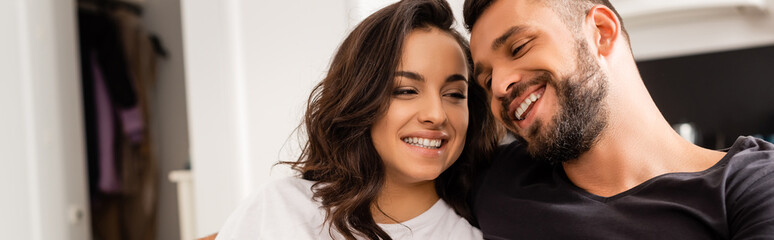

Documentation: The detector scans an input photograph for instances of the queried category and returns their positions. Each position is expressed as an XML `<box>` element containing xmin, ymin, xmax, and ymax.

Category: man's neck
<box><xmin>371</xmin><ymin>178</ymin><xmax>439</xmax><ymax>224</ymax></box>
<box><xmin>561</xmin><ymin>82</ymin><xmax>725</xmax><ymax>197</ymax></box>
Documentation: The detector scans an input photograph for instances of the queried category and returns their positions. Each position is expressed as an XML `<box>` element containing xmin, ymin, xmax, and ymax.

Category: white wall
<box><xmin>239</xmin><ymin>0</ymin><xmax>351</xmax><ymax>189</ymax></box>
<box><xmin>182</xmin><ymin>0</ymin><xmax>249</xmax><ymax>237</ymax></box>
<box><xmin>181</xmin><ymin>0</ymin><xmax>350</xmax><ymax>236</ymax></box>
<box><xmin>0</xmin><ymin>0</ymin><xmax>90</xmax><ymax>239</ymax></box>
<box><xmin>0</xmin><ymin>2</ymin><xmax>33</xmax><ymax>238</ymax></box>
<box><xmin>614</xmin><ymin>0</ymin><xmax>774</xmax><ymax>60</ymax></box>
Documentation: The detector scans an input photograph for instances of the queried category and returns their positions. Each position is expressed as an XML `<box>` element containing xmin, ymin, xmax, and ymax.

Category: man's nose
<box><xmin>491</xmin><ymin>69</ymin><xmax>520</xmax><ymax>99</ymax></box>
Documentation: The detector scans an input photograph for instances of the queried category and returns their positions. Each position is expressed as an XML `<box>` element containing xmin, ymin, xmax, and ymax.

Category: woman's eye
<box><xmin>448</xmin><ymin>92</ymin><xmax>467</xmax><ymax>99</ymax></box>
<box><xmin>392</xmin><ymin>88</ymin><xmax>417</xmax><ymax>96</ymax></box>
<box><xmin>444</xmin><ymin>90</ymin><xmax>467</xmax><ymax>100</ymax></box>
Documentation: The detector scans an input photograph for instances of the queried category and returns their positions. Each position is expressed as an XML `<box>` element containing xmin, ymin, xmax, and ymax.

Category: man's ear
<box><xmin>586</xmin><ymin>6</ymin><xmax>620</xmax><ymax>57</ymax></box>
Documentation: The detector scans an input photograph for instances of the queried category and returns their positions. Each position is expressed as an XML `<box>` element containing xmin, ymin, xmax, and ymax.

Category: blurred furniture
<box><xmin>170</xmin><ymin>170</ymin><xmax>195</xmax><ymax>240</ymax></box>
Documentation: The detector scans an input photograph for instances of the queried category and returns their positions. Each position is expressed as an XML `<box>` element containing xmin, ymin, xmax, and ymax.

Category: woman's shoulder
<box><xmin>240</xmin><ymin>176</ymin><xmax>322</xmax><ymax>216</ymax></box>
<box><xmin>216</xmin><ymin>176</ymin><xmax>328</xmax><ymax>239</ymax></box>
<box><xmin>260</xmin><ymin>176</ymin><xmax>317</xmax><ymax>197</ymax></box>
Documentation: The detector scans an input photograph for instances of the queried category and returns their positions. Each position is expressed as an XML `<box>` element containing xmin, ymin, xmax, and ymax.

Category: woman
<box><xmin>215</xmin><ymin>0</ymin><xmax>497</xmax><ymax>239</ymax></box>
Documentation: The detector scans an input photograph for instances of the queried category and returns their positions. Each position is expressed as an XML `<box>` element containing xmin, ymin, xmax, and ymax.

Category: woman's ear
<box><xmin>586</xmin><ymin>6</ymin><xmax>621</xmax><ymax>57</ymax></box>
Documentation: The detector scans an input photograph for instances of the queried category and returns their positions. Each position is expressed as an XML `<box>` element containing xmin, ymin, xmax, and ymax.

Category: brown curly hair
<box><xmin>283</xmin><ymin>0</ymin><xmax>498</xmax><ymax>239</ymax></box>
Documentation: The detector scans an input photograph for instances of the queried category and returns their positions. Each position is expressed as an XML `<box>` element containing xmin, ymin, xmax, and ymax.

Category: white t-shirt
<box><xmin>215</xmin><ymin>177</ymin><xmax>483</xmax><ymax>240</ymax></box>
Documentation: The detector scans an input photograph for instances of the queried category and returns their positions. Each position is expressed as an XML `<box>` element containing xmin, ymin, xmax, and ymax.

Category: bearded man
<box><xmin>464</xmin><ymin>0</ymin><xmax>774</xmax><ymax>239</ymax></box>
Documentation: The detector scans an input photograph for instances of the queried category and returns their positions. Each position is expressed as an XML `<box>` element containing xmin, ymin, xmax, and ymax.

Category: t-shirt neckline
<box><xmin>555</xmin><ymin>136</ymin><xmax>751</xmax><ymax>203</ymax></box>
<box><xmin>376</xmin><ymin>199</ymin><xmax>446</xmax><ymax>231</ymax></box>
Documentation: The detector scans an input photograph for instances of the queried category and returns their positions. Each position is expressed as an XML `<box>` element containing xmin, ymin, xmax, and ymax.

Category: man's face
<box><xmin>469</xmin><ymin>0</ymin><xmax>608</xmax><ymax>164</ymax></box>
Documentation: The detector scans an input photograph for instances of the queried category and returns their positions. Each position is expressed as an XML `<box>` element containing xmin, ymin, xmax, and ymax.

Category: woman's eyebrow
<box><xmin>396</xmin><ymin>71</ymin><xmax>467</xmax><ymax>83</ymax></box>
<box><xmin>395</xmin><ymin>71</ymin><xmax>424</xmax><ymax>82</ymax></box>
<box><xmin>446</xmin><ymin>74</ymin><xmax>468</xmax><ymax>83</ymax></box>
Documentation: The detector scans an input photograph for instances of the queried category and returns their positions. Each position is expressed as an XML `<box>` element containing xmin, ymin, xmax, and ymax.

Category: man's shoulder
<box><xmin>722</xmin><ymin>136</ymin><xmax>774</xmax><ymax>238</ymax></box>
<box><xmin>494</xmin><ymin>139</ymin><xmax>528</xmax><ymax>158</ymax></box>
<box><xmin>725</xmin><ymin>136</ymin><xmax>774</xmax><ymax>162</ymax></box>
<box><xmin>489</xmin><ymin>140</ymin><xmax>553</xmax><ymax>176</ymax></box>
<box><xmin>475</xmin><ymin>140</ymin><xmax>556</xmax><ymax>198</ymax></box>
<box><xmin>723</xmin><ymin>136</ymin><xmax>774</xmax><ymax>187</ymax></box>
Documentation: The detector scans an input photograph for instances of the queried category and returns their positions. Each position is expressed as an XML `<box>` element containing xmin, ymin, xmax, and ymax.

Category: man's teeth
<box><xmin>402</xmin><ymin>137</ymin><xmax>442</xmax><ymax>149</ymax></box>
<box><xmin>515</xmin><ymin>92</ymin><xmax>542</xmax><ymax>120</ymax></box>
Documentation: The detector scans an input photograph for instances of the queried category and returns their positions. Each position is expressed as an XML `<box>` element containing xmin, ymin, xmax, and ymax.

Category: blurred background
<box><xmin>1</xmin><ymin>0</ymin><xmax>773</xmax><ymax>239</ymax></box>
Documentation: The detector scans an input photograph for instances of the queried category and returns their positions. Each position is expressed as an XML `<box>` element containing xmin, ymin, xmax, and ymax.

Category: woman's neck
<box><xmin>371</xmin><ymin>179</ymin><xmax>439</xmax><ymax>224</ymax></box>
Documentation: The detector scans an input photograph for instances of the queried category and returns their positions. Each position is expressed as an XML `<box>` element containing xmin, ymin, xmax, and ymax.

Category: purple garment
<box><xmin>117</xmin><ymin>70</ymin><xmax>144</xmax><ymax>145</ymax></box>
<box><xmin>119</xmin><ymin>105</ymin><xmax>144</xmax><ymax>144</ymax></box>
<box><xmin>93</xmin><ymin>52</ymin><xmax>121</xmax><ymax>193</ymax></box>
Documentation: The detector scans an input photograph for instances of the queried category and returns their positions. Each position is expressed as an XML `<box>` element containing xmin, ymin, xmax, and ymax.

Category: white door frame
<box><xmin>1</xmin><ymin>0</ymin><xmax>91</xmax><ymax>239</ymax></box>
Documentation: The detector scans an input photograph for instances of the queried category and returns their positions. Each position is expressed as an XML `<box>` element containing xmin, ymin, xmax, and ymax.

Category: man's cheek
<box><xmin>491</xmin><ymin>99</ymin><xmax>503</xmax><ymax>119</ymax></box>
<box><xmin>490</xmin><ymin>98</ymin><xmax>499</xmax><ymax>111</ymax></box>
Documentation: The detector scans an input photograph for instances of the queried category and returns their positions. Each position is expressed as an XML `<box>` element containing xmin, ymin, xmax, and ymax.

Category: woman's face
<box><xmin>371</xmin><ymin>27</ymin><xmax>469</xmax><ymax>185</ymax></box>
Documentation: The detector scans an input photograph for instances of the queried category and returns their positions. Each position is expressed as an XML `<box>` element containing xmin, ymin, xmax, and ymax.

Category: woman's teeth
<box><xmin>515</xmin><ymin>92</ymin><xmax>542</xmax><ymax>120</ymax></box>
<box><xmin>402</xmin><ymin>137</ymin><xmax>442</xmax><ymax>149</ymax></box>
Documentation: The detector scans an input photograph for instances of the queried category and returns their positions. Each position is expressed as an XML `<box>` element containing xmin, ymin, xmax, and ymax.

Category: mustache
<box><xmin>499</xmin><ymin>72</ymin><xmax>553</xmax><ymax>121</ymax></box>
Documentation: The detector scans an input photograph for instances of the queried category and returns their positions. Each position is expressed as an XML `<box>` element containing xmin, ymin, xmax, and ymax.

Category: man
<box><xmin>463</xmin><ymin>0</ymin><xmax>774</xmax><ymax>239</ymax></box>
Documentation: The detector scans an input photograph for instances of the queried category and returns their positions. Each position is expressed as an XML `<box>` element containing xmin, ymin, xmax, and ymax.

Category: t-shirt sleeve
<box><xmin>214</xmin><ymin>177</ymin><xmax>324</xmax><ymax>239</ymax></box>
<box><xmin>215</xmin><ymin>185</ymin><xmax>266</xmax><ymax>240</ymax></box>
<box><xmin>729</xmin><ymin>171</ymin><xmax>774</xmax><ymax>239</ymax></box>
<box><xmin>727</xmin><ymin>140</ymin><xmax>774</xmax><ymax>239</ymax></box>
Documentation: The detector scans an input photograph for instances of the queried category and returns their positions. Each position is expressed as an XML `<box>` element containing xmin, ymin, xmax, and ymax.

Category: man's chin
<box><xmin>511</xmin><ymin>133</ymin><xmax>546</xmax><ymax>160</ymax></box>
<box><xmin>517</xmin><ymin>123</ymin><xmax>572</xmax><ymax>165</ymax></box>
<box><xmin>510</xmin><ymin>118</ymin><xmax>543</xmax><ymax>141</ymax></box>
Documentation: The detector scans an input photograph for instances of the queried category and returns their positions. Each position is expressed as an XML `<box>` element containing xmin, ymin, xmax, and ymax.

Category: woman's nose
<box><xmin>417</xmin><ymin>97</ymin><xmax>446</xmax><ymax>127</ymax></box>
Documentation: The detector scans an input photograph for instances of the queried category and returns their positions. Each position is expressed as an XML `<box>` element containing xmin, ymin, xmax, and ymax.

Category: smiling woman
<box><xmin>212</xmin><ymin>0</ymin><xmax>498</xmax><ymax>239</ymax></box>
<box><xmin>371</xmin><ymin>27</ymin><xmax>471</xmax><ymax>190</ymax></box>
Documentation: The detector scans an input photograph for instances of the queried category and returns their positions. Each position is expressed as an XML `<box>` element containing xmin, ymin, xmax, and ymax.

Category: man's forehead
<box><xmin>471</xmin><ymin>1</ymin><xmax>537</xmax><ymax>47</ymax></box>
<box><xmin>470</xmin><ymin>0</ymin><xmax>555</xmax><ymax>55</ymax></box>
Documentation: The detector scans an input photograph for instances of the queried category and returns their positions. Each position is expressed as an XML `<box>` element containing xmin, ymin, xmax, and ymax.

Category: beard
<box><xmin>502</xmin><ymin>41</ymin><xmax>609</xmax><ymax>165</ymax></box>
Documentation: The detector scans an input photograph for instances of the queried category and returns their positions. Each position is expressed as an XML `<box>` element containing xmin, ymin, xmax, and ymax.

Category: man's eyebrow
<box><xmin>395</xmin><ymin>71</ymin><xmax>424</xmax><ymax>82</ymax></box>
<box><xmin>492</xmin><ymin>26</ymin><xmax>526</xmax><ymax>51</ymax></box>
<box><xmin>473</xmin><ymin>26</ymin><xmax>527</xmax><ymax>81</ymax></box>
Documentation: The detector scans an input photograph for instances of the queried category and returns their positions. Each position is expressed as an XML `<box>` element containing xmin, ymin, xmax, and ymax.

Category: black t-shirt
<box><xmin>473</xmin><ymin>136</ymin><xmax>774</xmax><ymax>240</ymax></box>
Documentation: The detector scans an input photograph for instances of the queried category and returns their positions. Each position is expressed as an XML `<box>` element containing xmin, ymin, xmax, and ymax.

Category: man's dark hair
<box><xmin>463</xmin><ymin>0</ymin><xmax>629</xmax><ymax>41</ymax></box>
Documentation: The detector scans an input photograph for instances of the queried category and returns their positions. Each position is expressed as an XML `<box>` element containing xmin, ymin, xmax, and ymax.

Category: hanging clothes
<box><xmin>92</xmin><ymin>52</ymin><xmax>122</xmax><ymax>194</ymax></box>
<box><xmin>115</xmin><ymin>6</ymin><xmax>159</xmax><ymax>240</ymax></box>
<box><xmin>78</xmin><ymin>2</ymin><xmax>159</xmax><ymax>239</ymax></box>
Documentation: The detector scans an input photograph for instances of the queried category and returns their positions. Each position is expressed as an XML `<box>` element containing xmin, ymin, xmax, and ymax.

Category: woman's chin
<box><xmin>397</xmin><ymin>168</ymin><xmax>445</xmax><ymax>184</ymax></box>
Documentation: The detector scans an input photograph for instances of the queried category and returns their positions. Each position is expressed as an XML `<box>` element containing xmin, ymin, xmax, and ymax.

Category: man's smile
<box><xmin>508</xmin><ymin>86</ymin><xmax>546</xmax><ymax>122</ymax></box>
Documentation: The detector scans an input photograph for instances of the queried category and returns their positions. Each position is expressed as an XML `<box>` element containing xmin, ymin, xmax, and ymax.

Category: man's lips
<box><xmin>507</xmin><ymin>85</ymin><xmax>546</xmax><ymax>121</ymax></box>
<box><xmin>498</xmin><ymin>71</ymin><xmax>553</xmax><ymax>124</ymax></box>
